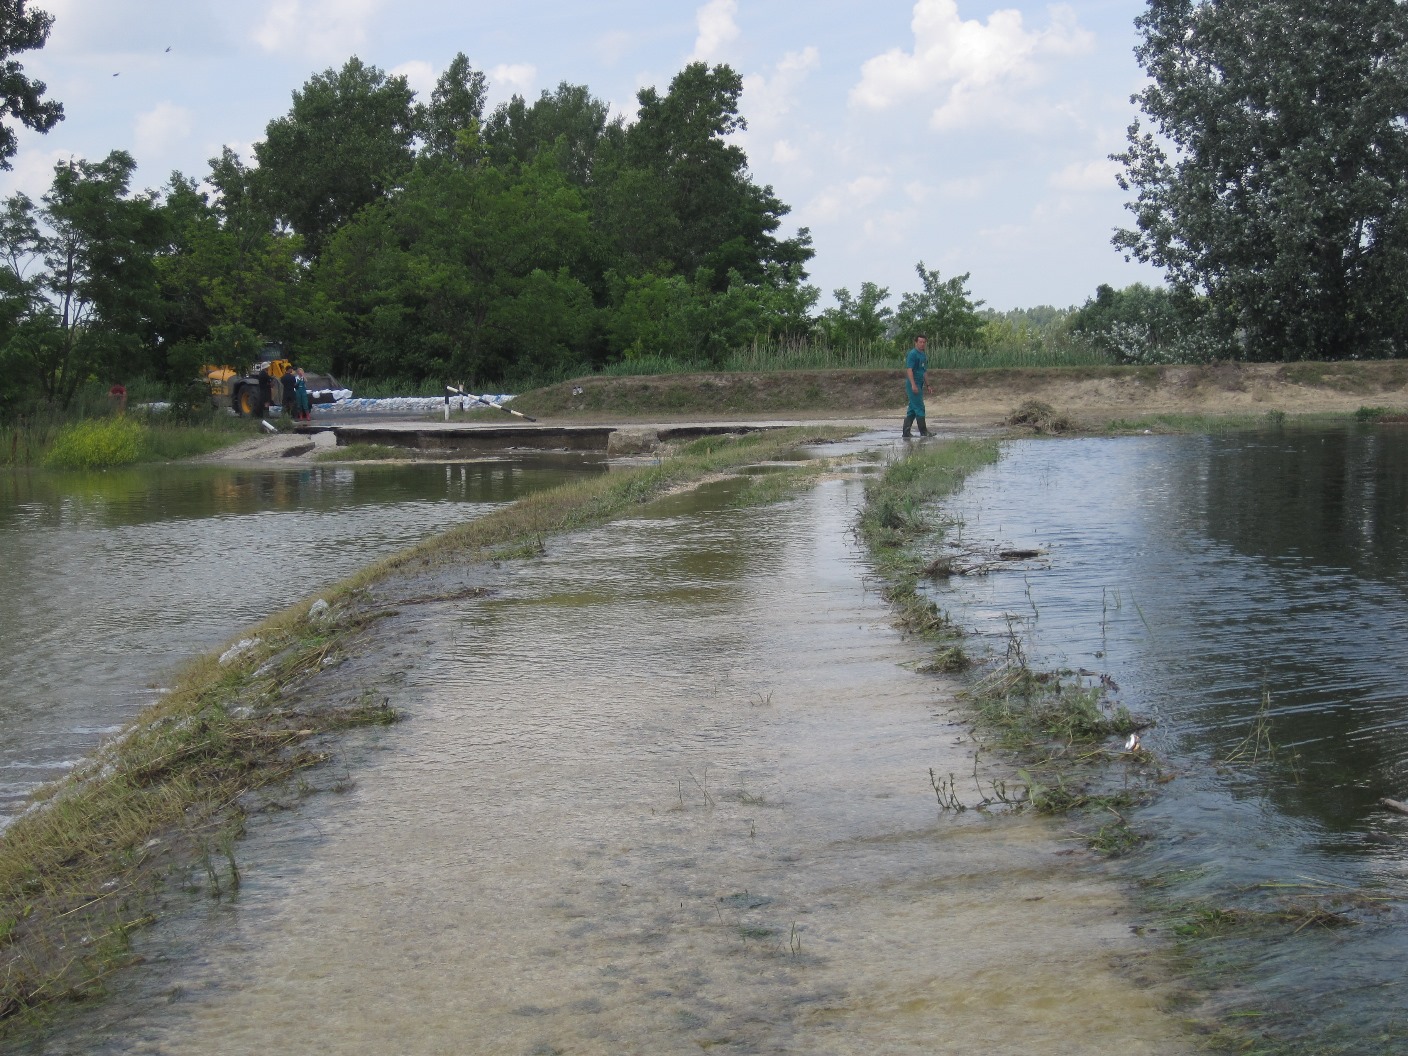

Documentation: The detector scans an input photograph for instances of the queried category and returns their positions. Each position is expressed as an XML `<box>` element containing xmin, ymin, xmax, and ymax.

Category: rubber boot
<box><xmin>917</xmin><ymin>416</ymin><xmax>929</xmax><ymax>437</ymax></box>
<box><xmin>902</xmin><ymin>412</ymin><xmax>915</xmax><ymax>438</ymax></box>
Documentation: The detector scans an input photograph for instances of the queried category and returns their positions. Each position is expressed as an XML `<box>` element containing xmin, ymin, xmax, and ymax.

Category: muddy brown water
<box><xmin>24</xmin><ymin>452</ymin><xmax>1190</xmax><ymax>1055</ymax></box>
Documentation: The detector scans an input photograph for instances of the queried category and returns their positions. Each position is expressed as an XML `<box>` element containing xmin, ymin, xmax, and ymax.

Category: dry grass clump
<box><xmin>1005</xmin><ymin>399</ymin><xmax>1072</xmax><ymax>434</ymax></box>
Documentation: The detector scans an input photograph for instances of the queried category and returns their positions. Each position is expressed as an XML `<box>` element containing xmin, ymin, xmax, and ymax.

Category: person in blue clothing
<box><xmin>902</xmin><ymin>334</ymin><xmax>930</xmax><ymax>438</ymax></box>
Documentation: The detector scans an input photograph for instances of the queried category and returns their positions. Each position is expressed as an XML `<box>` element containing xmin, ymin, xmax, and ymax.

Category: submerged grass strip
<box><xmin>0</xmin><ymin>426</ymin><xmax>856</xmax><ymax>1031</ymax></box>
<box><xmin>862</xmin><ymin>439</ymin><xmax>1408</xmax><ymax>1055</ymax></box>
<box><xmin>859</xmin><ymin>440</ymin><xmax>1155</xmax><ymax>842</ymax></box>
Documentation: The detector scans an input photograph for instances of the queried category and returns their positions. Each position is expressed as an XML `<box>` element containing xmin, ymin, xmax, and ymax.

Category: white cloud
<box><xmin>490</xmin><ymin>63</ymin><xmax>537</xmax><ymax>98</ymax></box>
<box><xmin>905</xmin><ymin>181</ymin><xmax>934</xmax><ymax>204</ymax></box>
<box><xmin>852</xmin><ymin>0</ymin><xmax>1093</xmax><ymax>129</ymax></box>
<box><xmin>0</xmin><ymin>146</ymin><xmax>70</xmax><ymax>204</ymax></box>
<box><xmin>860</xmin><ymin>207</ymin><xmax>926</xmax><ymax>248</ymax></box>
<box><xmin>391</xmin><ymin>60</ymin><xmax>437</xmax><ymax>100</ymax></box>
<box><xmin>742</xmin><ymin>46</ymin><xmax>820</xmax><ymax>129</ymax></box>
<box><xmin>935</xmin><ymin>176</ymin><xmax>984</xmax><ymax>198</ymax></box>
<box><xmin>596</xmin><ymin>30</ymin><xmax>635</xmax><ymax>66</ymax></box>
<box><xmin>134</xmin><ymin>102</ymin><xmax>194</xmax><ymax>159</ymax></box>
<box><xmin>804</xmin><ymin>174</ymin><xmax>893</xmax><ymax>223</ymax></box>
<box><xmin>253</xmin><ymin>0</ymin><xmax>383</xmax><ymax>59</ymax></box>
<box><xmin>1049</xmin><ymin>157</ymin><xmax>1121</xmax><ymax>192</ymax></box>
<box><xmin>773</xmin><ymin>140</ymin><xmax>802</xmax><ymax>164</ymax></box>
<box><xmin>690</xmin><ymin>0</ymin><xmax>740</xmax><ymax>62</ymax></box>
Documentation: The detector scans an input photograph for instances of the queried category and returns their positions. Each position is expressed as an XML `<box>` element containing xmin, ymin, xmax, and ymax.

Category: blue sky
<box><xmin>1</xmin><ymin>0</ymin><xmax>1165</xmax><ymax>312</ymax></box>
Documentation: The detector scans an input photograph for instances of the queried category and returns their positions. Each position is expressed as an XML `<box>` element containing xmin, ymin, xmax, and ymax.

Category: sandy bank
<box><xmin>519</xmin><ymin>360</ymin><xmax>1408</xmax><ymax>426</ymax></box>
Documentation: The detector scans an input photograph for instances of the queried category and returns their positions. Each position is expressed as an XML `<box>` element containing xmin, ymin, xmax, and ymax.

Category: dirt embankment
<box><xmin>518</xmin><ymin>360</ymin><xmax>1408</xmax><ymax>424</ymax></box>
<box><xmin>192</xmin><ymin>360</ymin><xmax>1408</xmax><ymax>466</ymax></box>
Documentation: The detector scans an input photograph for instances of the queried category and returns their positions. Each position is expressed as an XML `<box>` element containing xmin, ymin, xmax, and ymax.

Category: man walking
<box><xmin>902</xmin><ymin>334</ymin><xmax>930</xmax><ymax>438</ymax></box>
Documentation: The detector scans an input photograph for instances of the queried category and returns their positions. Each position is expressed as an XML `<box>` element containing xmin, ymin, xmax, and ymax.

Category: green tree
<box><xmin>313</xmin><ymin>153</ymin><xmax>595</xmax><ymax>384</ymax></box>
<box><xmin>820</xmin><ymin>282</ymin><xmax>892</xmax><ymax>347</ymax></box>
<box><xmin>1068</xmin><ymin>283</ymin><xmax>1194</xmax><ymax>363</ymax></box>
<box><xmin>597</xmin><ymin>63</ymin><xmax>812</xmax><ymax>289</ymax></box>
<box><xmin>255</xmin><ymin>57</ymin><xmax>417</xmax><ymax>258</ymax></box>
<box><xmin>1114</xmin><ymin>0</ymin><xmax>1408</xmax><ymax>360</ymax></box>
<box><xmin>0</xmin><ymin>152</ymin><xmax>165</xmax><ymax>406</ymax></box>
<box><xmin>483</xmin><ymin>81</ymin><xmax>614</xmax><ymax>186</ymax></box>
<box><xmin>151</xmin><ymin>168</ymin><xmax>304</xmax><ymax>383</ymax></box>
<box><xmin>607</xmin><ymin>266</ymin><xmax>816</xmax><ymax>364</ymax></box>
<box><xmin>0</xmin><ymin>0</ymin><xmax>62</xmax><ymax>170</ymax></box>
<box><xmin>891</xmin><ymin>263</ymin><xmax>985</xmax><ymax>348</ymax></box>
<box><xmin>418</xmin><ymin>53</ymin><xmax>488</xmax><ymax>159</ymax></box>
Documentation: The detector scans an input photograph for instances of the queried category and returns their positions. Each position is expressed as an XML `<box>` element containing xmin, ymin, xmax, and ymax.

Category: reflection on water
<box><xmin>931</xmin><ymin>426</ymin><xmax>1408</xmax><ymax>1050</ymax></box>
<box><xmin>0</xmin><ymin>456</ymin><xmax>605</xmax><ymax>822</ymax></box>
<box><xmin>28</xmin><ymin>469</ymin><xmax>1191</xmax><ymax>1056</ymax></box>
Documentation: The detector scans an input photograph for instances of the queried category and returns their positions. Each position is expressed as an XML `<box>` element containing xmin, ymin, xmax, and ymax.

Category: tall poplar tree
<box><xmin>1114</xmin><ymin>0</ymin><xmax>1408</xmax><ymax>360</ymax></box>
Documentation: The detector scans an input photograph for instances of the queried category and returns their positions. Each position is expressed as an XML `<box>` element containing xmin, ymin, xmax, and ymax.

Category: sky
<box><xmin>0</xmin><ymin>0</ymin><xmax>1166</xmax><ymax>312</ymax></box>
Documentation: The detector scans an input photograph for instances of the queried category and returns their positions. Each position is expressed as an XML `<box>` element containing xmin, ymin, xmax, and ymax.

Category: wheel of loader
<box><xmin>234</xmin><ymin>385</ymin><xmax>261</xmax><ymax>417</ymax></box>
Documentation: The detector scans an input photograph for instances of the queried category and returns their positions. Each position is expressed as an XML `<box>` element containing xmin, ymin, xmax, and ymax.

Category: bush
<box><xmin>43</xmin><ymin>417</ymin><xmax>149</xmax><ymax>469</ymax></box>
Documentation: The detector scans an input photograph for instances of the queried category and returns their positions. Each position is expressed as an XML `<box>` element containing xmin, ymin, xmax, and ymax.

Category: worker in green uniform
<box><xmin>902</xmin><ymin>334</ymin><xmax>930</xmax><ymax>438</ymax></box>
<box><xmin>294</xmin><ymin>367</ymin><xmax>311</xmax><ymax>421</ymax></box>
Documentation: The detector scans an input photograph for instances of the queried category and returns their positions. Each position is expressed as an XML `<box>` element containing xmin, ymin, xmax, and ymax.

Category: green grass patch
<box><xmin>0</xmin><ymin>598</ymin><xmax>403</xmax><ymax>1027</ymax></box>
<box><xmin>42</xmin><ymin>418</ymin><xmax>149</xmax><ymax>469</ymax></box>
<box><xmin>856</xmin><ymin>439</ymin><xmax>999</xmax><ymax>572</ymax></box>
<box><xmin>142</xmin><ymin>420</ymin><xmax>261</xmax><ymax>461</ymax></box>
<box><xmin>1101</xmin><ymin>409</ymin><xmax>1361</xmax><ymax>434</ymax></box>
<box><xmin>597</xmin><ymin>337</ymin><xmax>1114</xmax><ymax>375</ymax></box>
<box><xmin>4</xmin><ymin>412</ymin><xmax>259</xmax><ymax>468</ymax></box>
<box><xmin>1353</xmin><ymin>405</ymin><xmax>1408</xmax><ymax>422</ymax></box>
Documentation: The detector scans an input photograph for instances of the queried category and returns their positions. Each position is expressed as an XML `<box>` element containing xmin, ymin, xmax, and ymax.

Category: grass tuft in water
<box><xmin>859</xmin><ymin>440</ymin><xmax>1160</xmax><ymax>850</ymax></box>
<box><xmin>0</xmin><ymin>598</ymin><xmax>403</xmax><ymax>1030</ymax></box>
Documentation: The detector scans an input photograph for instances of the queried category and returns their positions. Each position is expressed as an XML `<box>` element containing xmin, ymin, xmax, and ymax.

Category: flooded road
<box><xmin>31</xmin><ymin>457</ymin><xmax>1190</xmax><ymax>1054</ymax></box>
<box><xmin>0</xmin><ymin>456</ymin><xmax>606</xmax><ymax>824</ymax></box>
<box><xmin>930</xmin><ymin>427</ymin><xmax>1408</xmax><ymax>1051</ymax></box>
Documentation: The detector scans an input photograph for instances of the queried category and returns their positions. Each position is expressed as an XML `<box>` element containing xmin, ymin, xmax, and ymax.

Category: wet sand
<box><xmin>47</xmin><ymin>451</ymin><xmax>1192</xmax><ymax>1054</ymax></box>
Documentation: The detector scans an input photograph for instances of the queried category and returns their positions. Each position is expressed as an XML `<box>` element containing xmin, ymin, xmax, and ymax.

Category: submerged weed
<box><xmin>860</xmin><ymin>441</ymin><xmax>1160</xmax><ymax>847</ymax></box>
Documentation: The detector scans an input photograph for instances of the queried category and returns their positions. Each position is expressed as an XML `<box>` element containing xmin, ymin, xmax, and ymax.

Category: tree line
<box><xmin>0</xmin><ymin>53</ymin><xmax>1002</xmax><ymax>411</ymax></box>
<box><xmin>6</xmin><ymin>1</ymin><xmax>1407</xmax><ymax>413</ymax></box>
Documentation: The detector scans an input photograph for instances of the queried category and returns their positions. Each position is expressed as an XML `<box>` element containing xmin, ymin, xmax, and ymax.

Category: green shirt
<box><xmin>905</xmin><ymin>346</ymin><xmax>927</xmax><ymax>392</ymax></box>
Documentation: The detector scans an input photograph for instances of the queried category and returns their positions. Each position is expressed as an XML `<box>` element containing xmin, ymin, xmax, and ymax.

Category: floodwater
<box><xmin>23</xmin><ymin>452</ymin><xmax>1192</xmax><ymax>1055</ymax></box>
<box><xmin>0</xmin><ymin>455</ymin><xmax>606</xmax><ymax>824</ymax></box>
<box><xmin>929</xmin><ymin>427</ymin><xmax>1408</xmax><ymax>1051</ymax></box>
